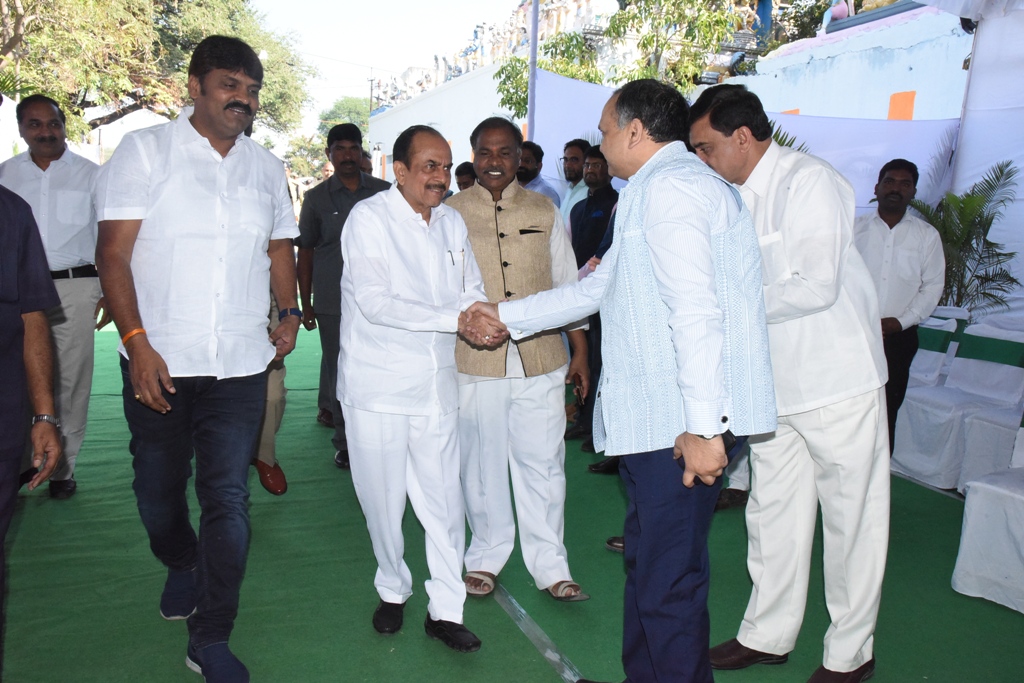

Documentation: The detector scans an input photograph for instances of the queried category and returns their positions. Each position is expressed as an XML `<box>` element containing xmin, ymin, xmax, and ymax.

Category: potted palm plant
<box><xmin>911</xmin><ymin>161</ymin><xmax>1020</xmax><ymax>319</ymax></box>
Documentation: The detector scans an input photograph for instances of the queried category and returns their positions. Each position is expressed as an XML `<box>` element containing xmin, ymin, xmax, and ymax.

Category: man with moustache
<box><xmin>518</xmin><ymin>140</ymin><xmax>562</xmax><ymax>207</ymax></box>
<box><xmin>471</xmin><ymin>79</ymin><xmax>776</xmax><ymax>683</ymax></box>
<box><xmin>338</xmin><ymin>124</ymin><xmax>502</xmax><ymax>652</ymax></box>
<box><xmin>95</xmin><ymin>36</ymin><xmax>300</xmax><ymax>682</ymax></box>
<box><xmin>296</xmin><ymin>123</ymin><xmax>389</xmax><ymax>469</ymax></box>
<box><xmin>447</xmin><ymin>117</ymin><xmax>590</xmax><ymax>603</ymax></box>
<box><xmin>560</xmin><ymin>138</ymin><xmax>591</xmax><ymax>225</ymax></box>
<box><xmin>690</xmin><ymin>84</ymin><xmax>888</xmax><ymax>683</ymax></box>
<box><xmin>0</xmin><ymin>94</ymin><xmax>105</xmax><ymax>500</ymax></box>
<box><xmin>565</xmin><ymin>146</ymin><xmax>618</xmax><ymax>453</ymax></box>
<box><xmin>854</xmin><ymin>159</ymin><xmax>944</xmax><ymax>451</ymax></box>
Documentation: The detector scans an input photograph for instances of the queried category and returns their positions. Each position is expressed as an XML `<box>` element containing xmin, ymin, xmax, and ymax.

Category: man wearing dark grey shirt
<box><xmin>295</xmin><ymin>123</ymin><xmax>390</xmax><ymax>469</ymax></box>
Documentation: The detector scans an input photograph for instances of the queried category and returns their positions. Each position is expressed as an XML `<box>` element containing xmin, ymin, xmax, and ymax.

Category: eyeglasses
<box><xmin>583</xmin><ymin>162</ymin><xmax>606</xmax><ymax>170</ymax></box>
<box><xmin>560</xmin><ymin>156</ymin><xmax>582</xmax><ymax>163</ymax></box>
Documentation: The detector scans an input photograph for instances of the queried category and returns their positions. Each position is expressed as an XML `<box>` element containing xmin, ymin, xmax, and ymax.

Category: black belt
<box><xmin>50</xmin><ymin>264</ymin><xmax>98</xmax><ymax>280</ymax></box>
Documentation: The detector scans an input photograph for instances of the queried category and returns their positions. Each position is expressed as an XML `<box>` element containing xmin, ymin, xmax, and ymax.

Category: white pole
<box><xmin>526</xmin><ymin>0</ymin><xmax>540</xmax><ymax>140</ymax></box>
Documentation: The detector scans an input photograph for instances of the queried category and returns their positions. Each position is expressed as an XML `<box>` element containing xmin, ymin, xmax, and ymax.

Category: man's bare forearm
<box><xmin>270</xmin><ymin>240</ymin><xmax>299</xmax><ymax>311</ymax></box>
<box><xmin>22</xmin><ymin>311</ymin><xmax>56</xmax><ymax>415</ymax></box>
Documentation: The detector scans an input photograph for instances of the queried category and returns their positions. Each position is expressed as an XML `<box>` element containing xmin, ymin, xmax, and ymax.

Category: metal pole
<box><xmin>526</xmin><ymin>0</ymin><xmax>540</xmax><ymax>141</ymax></box>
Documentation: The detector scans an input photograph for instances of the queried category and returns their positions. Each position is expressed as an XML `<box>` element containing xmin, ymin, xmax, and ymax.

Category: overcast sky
<box><xmin>250</xmin><ymin>0</ymin><xmax>521</xmax><ymax>134</ymax></box>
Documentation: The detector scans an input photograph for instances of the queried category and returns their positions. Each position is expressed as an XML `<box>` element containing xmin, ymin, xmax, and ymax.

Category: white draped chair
<box><xmin>892</xmin><ymin>324</ymin><xmax>1024</xmax><ymax>489</ymax></box>
<box><xmin>952</xmin><ymin>468</ymin><xmax>1024</xmax><ymax>615</ymax></box>
<box><xmin>907</xmin><ymin>317</ymin><xmax>958</xmax><ymax>388</ymax></box>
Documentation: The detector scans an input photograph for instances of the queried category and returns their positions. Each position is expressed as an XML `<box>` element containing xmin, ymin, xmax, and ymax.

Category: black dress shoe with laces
<box><xmin>424</xmin><ymin>615</ymin><xmax>481</xmax><ymax>652</ymax></box>
<box><xmin>372</xmin><ymin>600</ymin><xmax>405</xmax><ymax>634</ymax></box>
<box><xmin>588</xmin><ymin>456</ymin><xmax>620</xmax><ymax>474</ymax></box>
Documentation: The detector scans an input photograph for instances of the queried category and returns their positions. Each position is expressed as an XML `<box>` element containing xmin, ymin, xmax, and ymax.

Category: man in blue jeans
<box><xmin>95</xmin><ymin>36</ymin><xmax>300</xmax><ymax>683</ymax></box>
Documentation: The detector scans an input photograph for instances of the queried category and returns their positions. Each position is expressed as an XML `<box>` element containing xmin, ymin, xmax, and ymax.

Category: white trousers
<box><xmin>739</xmin><ymin>388</ymin><xmax>890</xmax><ymax>672</ymax></box>
<box><xmin>49</xmin><ymin>278</ymin><xmax>102</xmax><ymax>481</ymax></box>
<box><xmin>459</xmin><ymin>367</ymin><xmax>572</xmax><ymax>589</ymax></box>
<box><xmin>342</xmin><ymin>404</ymin><xmax>467</xmax><ymax>623</ymax></box>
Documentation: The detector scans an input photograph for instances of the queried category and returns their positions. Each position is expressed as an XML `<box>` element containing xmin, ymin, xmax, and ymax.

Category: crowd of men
<box><xmin>0</xmin><ymin>32</ymin><xmax>946</xmax><ymax>683</ymax></box>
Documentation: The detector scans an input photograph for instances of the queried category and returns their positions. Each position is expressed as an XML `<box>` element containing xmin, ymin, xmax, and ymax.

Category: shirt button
<box><xmin>502</xmin><ymin>261</ymin><xmax>509</xmax><ymax>267</ymax></box>
<box><xmin>499</xmin><ymin>233</ymin><xmax>506</xmax><ymax>238</ymax></box>
<box><xmin>505</xmin><ymin>291</ymin><xmax>512</xmax><ymax>297</ymax></box>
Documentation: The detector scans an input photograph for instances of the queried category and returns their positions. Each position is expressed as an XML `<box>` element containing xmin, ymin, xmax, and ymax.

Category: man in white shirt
<box><xmin>447</xmin><ymin>117</ymin><xmax>590</xmax><ymax>604</ymax></box>
<box><xmin>338</xmin><ymin>124</ymin><xmax>504</xmax><ymax>653</ymax></box>
<box><xmin>690</xmin><ymin>84</ymin><xmax>889</xmax><ymax>683</ymax></box>
<box><xmin>517</xmin><ymin>141</ymin><xmax>562</xmax><ymax>207</ymax></box>
<box><xmin>854</xmin><ymin>159</ymin><xmax>945</xmax><ymax>451</ymax></box>
<box><xmin>559</xmin><ymin>138</ymin><xmax>591</xmax><ymax>226</ymax></box>
<box><xmin>475</xmin><ymin>79</ymin><xmax>777</xmax><ymax>683</ymax></box>
<box><xmin>95</xmin><ymin>36</ymin><xmax>300</xmax><ymax>682</ymax></box>
<box><xmin>0</xmin><ymin>94</ymin><xmax>104</xmax><ymax>500</ymax></box>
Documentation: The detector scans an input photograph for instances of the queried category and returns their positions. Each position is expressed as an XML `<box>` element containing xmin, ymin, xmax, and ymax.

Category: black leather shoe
<box><xmin>334</xmin><ymin>450</ymin><xmax>350</xmax><ymax>470</ymax></box>
<box><xmin>316</xmin><ymin>408</ymin><xmax>335</xmax><ymax>428</ymax></box>
<box><xmin>580</xmin><ymin>437</ymin><xmax>596</xmax><ymax>453</ymax></box>
<box><xmin>49</xmin><ymin>478</ymin><xmax>77</xmax><ymax>500</ymax></box>
<box><xmin>807</xmin><ymin>658</ymin><xmax>875</xmax><ymax>683</ymax></box>
<box><xmin>372</xmin><ymin>600</ymin><xmax>405</xmax><ymax>634</ymax></box>
<box><xmin>424</xmin><ymin>615</ymin><xmax>481</xmax><ymax>652</ymax></box>
<box><xmin>564</xmin><ymin>422</ymin><xmax>590</xmax><ymax>440</ymax></box>
<box><xmin>605</xmin><ymin>536</ymin><xmax>624</xmax><ymax>553</ymax></box>
<box><xmin>588</xmin><ymin>456</ymin><xmax>619</xmax><ymax>474</ymax></box>
<box><xmin>710</xmin><ymin>638</ymin><xmax>789</xmax><ymax>670</ymax></box>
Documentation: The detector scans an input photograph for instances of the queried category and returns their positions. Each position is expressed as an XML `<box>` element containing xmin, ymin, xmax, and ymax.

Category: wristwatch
<box><xmin>32</xmin><ymin>414</ymin><xmax>61</xmax><ymax>428</ymax></box>
<box><xmin>697</xmin><ymin>433</ymin><xmax>718</xmax><ymax>440</ymax></box>
<box><xmin>278</xmin><ymin>307</ymin><xmax>302</xmax><ymax>322</ymax></box>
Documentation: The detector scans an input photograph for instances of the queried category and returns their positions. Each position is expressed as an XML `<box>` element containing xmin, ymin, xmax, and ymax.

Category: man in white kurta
<box><xmin>338</xmin><ymin>125</ymin><xmax>496</xmax><ymax>652</ymax></box>
<box><xmin>691</xmin><ymin>84</ymin><xmax>889</xmax><ymax>683</ymax></box>
<box><xmin>0</xmin><ymin>94</ymin><xmax>102</xmax><ymax>499</ymax></box>
<box><xmin>854</xmin><ymin>159</ymin><xmax>944</xmax><ymax>451</ymax></box>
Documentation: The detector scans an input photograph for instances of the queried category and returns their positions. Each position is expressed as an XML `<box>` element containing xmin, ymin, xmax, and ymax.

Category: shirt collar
<box><xmin>328</xmin><ymin>172</ymin><xmax>372</xmax><ymax>195</ymax></box>
<box><xmin>385</xmin><ymin>183</ymin><xmax>447</xmax><ymax>226</ymax></box>
<box><xmin>176</xmin><ymin>108</ymin><xmax>246</xmax><ymax>156</ymax></box>
<box><xmin>741</xmin><ymin>140</ymin><xmax>781</xmax><ymax>197</ymax></box>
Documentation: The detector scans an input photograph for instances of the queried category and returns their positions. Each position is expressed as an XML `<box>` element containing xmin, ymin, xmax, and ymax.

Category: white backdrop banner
<box><xmin>532</xmin><ymin>68</ymin><xmax>959</xmax><ymax>214</ymax></box>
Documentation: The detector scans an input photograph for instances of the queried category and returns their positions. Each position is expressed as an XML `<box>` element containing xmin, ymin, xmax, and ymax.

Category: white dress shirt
<box><xmin>740</xmin><ymin>142</ymin><xmax>887</xmax><ymax>416</ymax></box>
<box><xmin>524</xmin><ymin>175</ymin><xmax>562</xmax><ymax>208</ymax></box>
<box><xmin>853</xmin><ymin>211</ymin><xmax>945</xmax><ymax>329</ymax></box>
<box><xmin>0</xmin><ymin>149</ymin><xmax>99</xmax><ymax>270</ymax></box>
<box><xmin>338</xmin><ymin>185</ymin><xmax>488</xmax><ymax>416</ymax></box>
<box><xmin>94</xmin><ymin>112</ymin><xmax>298</xmax><ymax>379</ymax></box>
<box><xmin>501</xmin><ymin>143</ymin><xmax>776</xmax><ymax>454</ymax></box>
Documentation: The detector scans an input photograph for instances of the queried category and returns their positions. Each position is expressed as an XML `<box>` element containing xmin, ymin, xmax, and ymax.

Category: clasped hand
<box><xmin>459</xmin><ymin>301</ymin><xmax>508</xmax><ymax>348</ymax></box>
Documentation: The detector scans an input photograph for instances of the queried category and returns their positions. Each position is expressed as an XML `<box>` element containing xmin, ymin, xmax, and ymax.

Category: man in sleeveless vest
<box><xmin>447</xmin><ymin>117</ymin><xmax>591</xmax><ymax>603</ymax></box>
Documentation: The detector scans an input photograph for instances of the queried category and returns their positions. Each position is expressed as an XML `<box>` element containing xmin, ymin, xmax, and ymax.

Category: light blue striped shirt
<box><xmin>500</xmin><ymin>142</ymin><xmax>776</xmax><ymax>456</ymax></box>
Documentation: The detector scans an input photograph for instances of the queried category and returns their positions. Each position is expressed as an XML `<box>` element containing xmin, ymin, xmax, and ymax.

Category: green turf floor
<box><xmin>4</xmin><ymin>328</ymin><xmax>1023</xmax><ymax>682</ymax></box>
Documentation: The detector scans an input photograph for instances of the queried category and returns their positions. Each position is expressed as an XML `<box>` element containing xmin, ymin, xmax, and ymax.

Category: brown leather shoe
<box><xmin>807</xmin><ymin>658</ymin><xmax>875</xmax><ymax>683</ymax></box>
<box><xmin>254</xmin><ymin>460</ymin><xmax>288</xmax><ymax>495</ymax></box>
<box><xmin>715</xmin><ymin>488</ymin><xmax>749</xmax><ymax>511</ymax></box>
<box><xmin>316</xmin><ymin>407</ymin><xmax>335</xmax><ymax>428</ymax></box>
<box><xmin>709</xmin><ymin>638</ymin><xmax>789</xmax><ymax>670</ymax></box>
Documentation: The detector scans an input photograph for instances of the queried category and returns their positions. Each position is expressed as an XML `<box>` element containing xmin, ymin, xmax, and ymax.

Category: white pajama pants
<box><xmin>739</xmin><ymin>388</ymin><xmax>890</xmax><ymax>673</ymax></box>
<box><xmin>459</xmin><ymin>367</ymin><xmax>572</xmax><ymax>590</ymax></box>
<box><xmin>49</xmin><ymin>277</ymin><xmax>102</xmax><ymax>481</ymax></box>
<box><xmin>342</xmin><ymin>404</ymin><xmax>467</xmax><ymax>623</ymax></box>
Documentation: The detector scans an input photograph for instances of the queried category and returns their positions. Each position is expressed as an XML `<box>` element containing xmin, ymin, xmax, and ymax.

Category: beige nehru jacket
<box><xmin>447</xmin><ymin>181</ymin><xmax>568</xmax><ymax>378</ymax></box>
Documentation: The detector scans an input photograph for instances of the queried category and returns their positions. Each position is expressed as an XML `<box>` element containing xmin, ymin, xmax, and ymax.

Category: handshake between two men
<box><xmin>457</xmin><ymin>301</ymin><xmax>505</xmax><ymax>348</ymax></box>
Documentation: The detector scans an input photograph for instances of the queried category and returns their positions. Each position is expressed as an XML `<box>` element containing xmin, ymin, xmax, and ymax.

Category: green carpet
<box><xmin>4</xmin><ymin>329</ymin><xmax>1022</xmax><ymax>681</ymax></box>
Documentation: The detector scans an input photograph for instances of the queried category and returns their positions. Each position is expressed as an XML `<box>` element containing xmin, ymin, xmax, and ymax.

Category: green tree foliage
<box><xmin>1</xmin><ymin>0</ymin><xmax>312</xmax><ymax>136</ymax></box>
<box><xmin>318</xmin><ymin>96</ymin><xmax>371</xmax><ymax>141</ymax></box>
<box><xmin>495</xmin><ymin>32</ymin><xmax>603</xmax><ymax>119</ymax></box>
<box><xmin>285</xmin><ymin>134</ymin><xmax>325</xmax><ymax>179</ymax></box>
<box><xmin>912</xmin><ymin>161</ymin><xmax>1021</xmax><ymax>316</ymax></box>
<box><xmin>604</xmin><ymin>0</ymin><xmax>733</xmax><ymax>92</ymax></box>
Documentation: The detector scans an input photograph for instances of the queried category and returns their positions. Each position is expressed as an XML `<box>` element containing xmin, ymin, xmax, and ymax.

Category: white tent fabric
<box><xmin>952</xmin><ymin>468</ymin><xmax>1024</xmax><ymax>615</ymax></box>
<box><xmin>919</xmin><ymin>0</ymin><xmax>1024</xmax><ymax>20</ymax></box>
<box><xmin>531</xmin><ymin>69</ymin><xmax>959</xmax><ymax>212</ymax></box>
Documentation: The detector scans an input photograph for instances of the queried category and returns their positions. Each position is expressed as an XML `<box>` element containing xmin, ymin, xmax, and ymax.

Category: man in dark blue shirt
<box><xmin>0</xmin><ymin>181</ymin><xmax>62</xmax><ymax>646</ymax></box>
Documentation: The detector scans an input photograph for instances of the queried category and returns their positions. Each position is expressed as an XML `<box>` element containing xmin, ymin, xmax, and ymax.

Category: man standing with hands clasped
<box><xmin>95</xmin><ymin>35</ymin><xmax>300</xmax><ymax>683</ymax></box>
<box><xmin>469</xmin><ymin>80</ymin><xmax>776</xmax><ymax>683</ymax></box>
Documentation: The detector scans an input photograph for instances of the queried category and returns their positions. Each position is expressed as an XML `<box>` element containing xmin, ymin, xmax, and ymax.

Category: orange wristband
<box><xmin>121</xmin><ymin>328</ymin><xmax>146</xmax><ymax>346</ymax></box>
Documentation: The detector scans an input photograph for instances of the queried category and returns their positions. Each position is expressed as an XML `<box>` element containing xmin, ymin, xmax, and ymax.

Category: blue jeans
<box><xmin>619</xmin><ymin>448</ymin><xmax>721</xmax><ymax>683</ymax></box>
<box><xmin>120</xmin><ymin>357</ymin><xmax>266</xmax><ymax>648</ymax></box>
